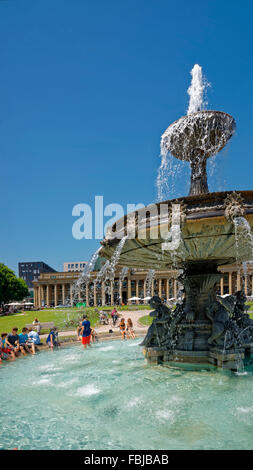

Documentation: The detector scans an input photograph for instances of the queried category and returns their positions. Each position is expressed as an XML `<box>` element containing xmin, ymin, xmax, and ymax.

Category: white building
<box><xmin>63</xmin><ymin>261</ymin><xmax>87</xmax><ymax>272</ymax></box>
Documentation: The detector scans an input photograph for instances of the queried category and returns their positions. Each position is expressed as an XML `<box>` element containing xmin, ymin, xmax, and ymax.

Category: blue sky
<box><xmin>1</xmin><ymin>0</ymin><xmax>253</xmax><ymax>274</ymax></box>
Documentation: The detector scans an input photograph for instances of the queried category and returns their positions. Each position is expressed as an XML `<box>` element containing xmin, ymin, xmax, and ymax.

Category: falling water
<box><xmin>234</xmin><ymin>216</ymin><xmax>253</xmax><ymax>265</ymax></box>
<box><xmin>119</xmin><ymin>266</ymin><xmax>129</xmax><ymax>282</ymax></box>
<box><xmin>156</xmin><ymin>152</ymin><xmax>189</xmax><ymax>201</ymax></box>
<box><xmin>108</xmin><ymin>236</ymin><xmax>128</xmax><ymax>279</ymax></box>
<box><xmin>96</xmin><ymin>260</ymin><xmax>110</xmax><ymax>283</ymax></box>
<box><xmin>79</xmin><ymin>247</ymin><xmax>102</xmax><ymax>284</ymax></box>
<box><xmin>95</xmin><ymin>236</ymin><xmax>128</xmax><ymax>283</ymax></box>
<box><xmin>145</xmin><ymin>269</ymin><xmax>155</xmax><ymax>298</ymax></box>
<box><xmin>156</xmin><ymin>63</ymin><xmax>210</xmax><ymax>201</ymax></box>
<box><xmin>72</xmin><ymin>247</ymin><xmax>102</xmax><ymax>302</ymax></box>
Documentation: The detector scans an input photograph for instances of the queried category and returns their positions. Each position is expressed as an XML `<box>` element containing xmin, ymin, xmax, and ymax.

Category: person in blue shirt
<box><xmin>19</xmin><ymin>327</ymin><xmax>35</xmax><ymax>355</ymax></box>
<box><xmin>46</xmin><ymin>328</ymin><xmax>56</xmax><ymax>350</ymax></box>
<box><xmin>81</xmin><ymin>314</ymin><xmax>91</xmax><ymax>349</ymax></box>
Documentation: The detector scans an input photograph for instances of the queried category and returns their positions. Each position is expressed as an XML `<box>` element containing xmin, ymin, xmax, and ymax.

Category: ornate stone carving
<box><xmin>224</xmin><ymin>191</ymin><xmax>245</xmax><ymax>221</ymax></box>
<box><xmin>140</xmin><ymin>296</ymin><xmax>171</xmax><ymax>348</ymax></box>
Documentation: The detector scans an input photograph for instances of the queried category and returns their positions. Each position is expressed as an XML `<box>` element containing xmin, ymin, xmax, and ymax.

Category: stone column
<box><xmin>102</xmin><ymin>282</ymin><xmax>105</xmax><ymax>306</ymax></box>
<box><xmin>78</xmin><ymin>286</ymin><xmax>81</xmax><ymax>302</ymax></box>
<box><xmin>110</xmin><ymin>281</ymin><xmax>114</xmax><ymax>306</ymax></box>
<box><xmin>86</xmin><ymin>284</ymin><xmax>89</xmax><ymax>306</ymax></box>
<box><xmin>244</xmin><ymin>276</ymin><xmax>248</xmax><ymax>296</ymax></box>
<box><xmin>136</xmin><ymin>280</ymin><xmax>139</xmax><ymax>304</ymax></box>
<box><xmin>70</xmin><ymin>283</ymin><xmax>73</xmax><ymax>306</ymax></box>
<box><xmin>54</xmin><ymin>285</ymin><xmax>57</xmax><ymax>307</ymax></box>
<box><xmin>62</xmin><ymin>284</ymin><xmax>65</xmax><ymax>305</ymax></box>
<box><xmin>127</xmin><ymin>279</ymin><xmax>131</xmax><ymax>304</ymax></box>
<box><xmin>38</xmin><ymin>286</ymin><xmax>41</xmax><ymax>308</ymax></box>
<box><xmin>151</xmin><ymin>280</ymin><xmax>154</xmax><ymax>297</ymax></box>
<box><xmin>158</xmin><ymin>279</ymin><xmax>162</xmax><ymax>299</ymax></box>
<box><xmin>143</xmin><ymin>279</ymin><xmax>147</xmax><ymax>302</ymax></box>
<box><xmin>229</xmin><ymin>272</ymin><xmax>232</xmax><ymax>295</ymax></box>
<box><xmin>93</xmin><ymin>282</ymin><xmax>97</xmax><ymax>307</ymax></box>
<box><xmin>166</xmin><ymin>279</ymin><xmax>169</xmax><ymax>302</ymax></box>
<box><xmin>237</xmin><ymin>271</ymin><xmax>241</xmax><ymax>291</ymax></box>
<box><xmin>173</xmin><ymin>279</ymin><xmax>177</xmax><ymax>298</ymax></box>
<box><xmin>46</xmin><ymin>285</ymin><xmax>49</xmax><ymax>307</ymax></box>
<box><xmin>220</xmin><ymin>277</ymin><xmax>224</xmax><ymax>296</ymax></box>
<box><xmin>34</xmin><ymin>287</ymin><xmax>37</xmax><ymax>307</ymax></box>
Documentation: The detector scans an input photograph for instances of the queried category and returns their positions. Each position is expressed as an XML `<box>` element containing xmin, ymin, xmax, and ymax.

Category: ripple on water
<box><xmin>32</xmin><ymin>377</ymin><xmax>52</xmax><ymax>386</ymax></box>
<box><xmin>235</xmin><ymin>406</ymin><xmax>253</xmax><ymax>425</ymax></box>
<box><xmin>2</xmin><ymin>338</ymin><xmax>253</xmax><ymax>450</ymax></box>
<box><xmin>75</xmin><ymin>384</ymin><xmax>101</xmax><ymax>397</ymax></box>
<box><xmin>98</xmin><ymin>346</ymin><xmax>115</xmax><ymax>352</ymax></box>
<box><xmin>156</xmin><ymin>409</ymin><xmax>177</xmax><ymax>423</ymax></box>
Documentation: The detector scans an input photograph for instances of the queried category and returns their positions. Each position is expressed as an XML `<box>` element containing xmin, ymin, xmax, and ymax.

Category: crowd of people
<box><xmin>0</xmin><ymin>319</ymin><xmax>61</xmax><ymax>362</ymax></box>
<box><xmin>1</xmin><ymin>308</ymin><xmax>136</xmax><ymax>361</ymax></box>
<box><xmin>0</xmin><ymin>326</ymin><xmax>41</xmax><ymax>362</ymax></box>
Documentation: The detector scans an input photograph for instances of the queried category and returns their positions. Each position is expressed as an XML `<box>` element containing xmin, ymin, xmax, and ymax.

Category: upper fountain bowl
<box><xmin>161</xmin><ymin>110</ymin><xmax>236</xmax><ymax>161</ymax></box>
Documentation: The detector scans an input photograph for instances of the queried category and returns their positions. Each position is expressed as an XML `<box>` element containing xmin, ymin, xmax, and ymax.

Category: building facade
<box><xmin>19</xmin><ymin>261</ymin><xmax>57</xmax><ymax>296</ymax></box>
<box><xmin>33</xmin><ymin>263</ymin><xmax>253</xmax><ymax>308</ymax></box>
<box><xmin>63</xmin><ymin>261</ymin><xmax>87</xmax><ymax>272</ymax></box>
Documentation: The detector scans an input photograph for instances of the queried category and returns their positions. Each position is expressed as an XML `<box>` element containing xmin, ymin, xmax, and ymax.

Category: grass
<box><xmin>138</xmin><ymin>314</ymin><xmax>152</xmax><ymax>326</ymax></box>
<box><xmin>0</xmin><ymin>304</ymin><xmax>151</xmax><ymax>335</ymax></box>
<box><xmin>0</xmin><ymin>307</ymin><xmax>99</xmax><ymax>335</ymax></box>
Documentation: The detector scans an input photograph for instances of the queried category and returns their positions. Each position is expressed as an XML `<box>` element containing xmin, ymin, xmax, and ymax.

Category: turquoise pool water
<box><xmin>1</xmin><ymin>338</ymin><xmax>253</xmax><ymax>450</ymax></box>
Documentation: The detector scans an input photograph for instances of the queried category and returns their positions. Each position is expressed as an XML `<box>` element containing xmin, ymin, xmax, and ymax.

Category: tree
<box><xmin>0</xmin><ymin>263</ymin><xmax>29</xmax><ymax>305</ymax></box>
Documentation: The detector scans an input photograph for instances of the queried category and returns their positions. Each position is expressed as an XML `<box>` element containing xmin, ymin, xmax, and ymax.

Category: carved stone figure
<box><xmin>232</xmin><ymin>291</ymin><xmax>253</xmax><ymax>345</ymax></box>
<box><xmin>206</xmin><ymin>297</ymin><xmax>235</xmax><ymax>348</ymax></box>
<box><xmin>224</xmin><ymin>191</ymin><xmax>245</xmax><ymax>221</ymax></box>
<box><xmin>140</xmin><ymin>296</ymin><xmax>171</xmax><ymax>348</ymax></box>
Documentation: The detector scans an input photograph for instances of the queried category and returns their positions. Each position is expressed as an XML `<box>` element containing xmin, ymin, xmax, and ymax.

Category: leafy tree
<box><xmin>0</xmin><ymin>263</ymin><xmax>29</xmax><ymax>305</ymax></box>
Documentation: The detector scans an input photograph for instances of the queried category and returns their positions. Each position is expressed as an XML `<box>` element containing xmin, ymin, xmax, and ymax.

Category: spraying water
<box><xmin>119</xmin><ymin>266</ymin><xmax>129</xmax><ymax>282</ymax></box>
<box><xmin>145</xmin><ymin>269</ymin><xmax>155</xmax><ymax>297</ymax></box>
<box><xmin>187</xmin><ymin>64</ymin><xmax>209</xmax><ymax>115</ymax></box>
<box><xmin>156</xmin><ymin>63</ymin><xmax>210</xmax><ymax>201</ymax></box>
<box><xmin>95</xmin><ymin>236</ymin><xmax>128</xmax><ymax>283</ymax></box>
<box><xmin>234</xmin><ymin>216</ymin><xmax>253</xmax><ymax>265</ymax></box>
<box><xmin>72</xmin><ymin>247</ymin><xmax>102</xmax><ymax>301</ymax></box>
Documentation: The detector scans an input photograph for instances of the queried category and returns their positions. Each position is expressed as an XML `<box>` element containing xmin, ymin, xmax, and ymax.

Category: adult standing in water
<box><xmin>81</xmin><ymin>314</ymin><xmax>92</xmax><ymax>350</ymax></box>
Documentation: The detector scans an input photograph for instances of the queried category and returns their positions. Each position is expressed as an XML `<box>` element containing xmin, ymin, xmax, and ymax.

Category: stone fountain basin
<box><xmin>100</xmin><ymin>191</ymin><xmax>253</xmax><ymax>269</ymax></box>
<box><xmin>161</xmin><ymin>110</ymin><xmax>236</xmax><ymax>161</ymax></box>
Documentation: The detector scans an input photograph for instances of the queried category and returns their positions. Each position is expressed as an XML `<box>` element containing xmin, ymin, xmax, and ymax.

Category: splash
<box><xmin>187</xmin><ymin>64</ymin><xmax>209</xmax><ymax>115</ymax></box>
<box><xmin>119</xmin><ymin>266</ymin><xmax>129</xmax><ymax>282</ymax></box>
<box><xmin>233</xmin><ymin>216</ymin><xmax>253</xmax><ymax>264</ymax></box>
<box><xmin>156</xmin><ymin>63</ymin><xmax>211</xmax><ymax>201</ymax></box>
<box><xmin>95</xmin><ymin>236</ymin><xmax>128</xmax><ymax>283</ymax></box>
<box><xmin>145</xmin><ymin>269</ymin><xmax>155</xmax><ymax>297</ymax></box>
<box><xmin>72</xmin><ymin>247</ymin><xmax>102</xmax><ymax>301</ymax></box>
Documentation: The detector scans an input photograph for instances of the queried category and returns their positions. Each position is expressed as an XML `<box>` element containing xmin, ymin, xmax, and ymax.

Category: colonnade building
<box><xmin>33</xmin><ymin>259</ymin><xmax>253</xmax><ymax>308</ymax></box>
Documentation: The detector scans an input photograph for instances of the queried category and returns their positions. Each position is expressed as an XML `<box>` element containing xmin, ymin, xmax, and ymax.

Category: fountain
<box><xmin>100</xmin><ymin>64</ymin><xmax>253</xmax><ymax>370</ymax></box>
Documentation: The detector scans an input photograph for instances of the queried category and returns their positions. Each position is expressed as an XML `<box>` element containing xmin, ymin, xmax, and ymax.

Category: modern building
<box><xmin>19</xmin><ymin>261</ymin><xmax>57</xmax><ymax>299</ymax></box>
<box><xmin>33</xmin><ymin>259</ymin><xmax>253</xmax><ymax>308</ymax></box>
<box><xmin>63</xmin><ymin>261</ymin><xmax>87</xmax><ymax>272</ymax></box>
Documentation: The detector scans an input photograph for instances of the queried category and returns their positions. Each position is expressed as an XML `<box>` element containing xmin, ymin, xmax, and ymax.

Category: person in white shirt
<box><xmin>28</xmin><ymin>328</ymin><xmax>41</xmax><ymax>345</ymax></box>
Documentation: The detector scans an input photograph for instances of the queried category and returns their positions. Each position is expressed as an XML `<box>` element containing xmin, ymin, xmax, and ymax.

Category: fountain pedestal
<box><xmin>142</xmin><ymin>264</ymin><xmax>251</xmax><ymax>370</ymax></box>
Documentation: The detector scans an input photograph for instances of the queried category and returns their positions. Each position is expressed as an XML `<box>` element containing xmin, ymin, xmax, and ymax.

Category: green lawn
<box><xmin>0</xmin><ymin>307</ymin><xmax>99</xmax><ymax>335</ymax></box>
<box><xmin>0</xmin><ymin>304</ymin><xmax>151</xmax><ymax>335</ymax></box>
<box><xmin>138</xmin><ymin>314</ymin><xmax>152</xmax><ymax>326</ymax></box>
